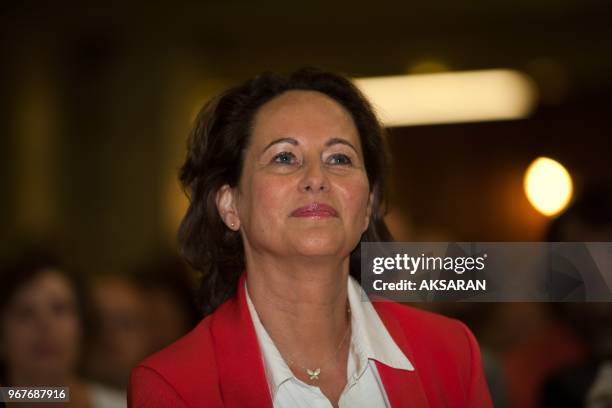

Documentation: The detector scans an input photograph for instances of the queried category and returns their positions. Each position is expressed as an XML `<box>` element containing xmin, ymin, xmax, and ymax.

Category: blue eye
<box><xmin>328</xmin><ymin>154</ymin><xmax>352</xmax><ymax>165</ymax></box>
<box><xmin>272</xmin><ymin>151</ymin><xmax>297</xmax><ymax>165</ymax></box>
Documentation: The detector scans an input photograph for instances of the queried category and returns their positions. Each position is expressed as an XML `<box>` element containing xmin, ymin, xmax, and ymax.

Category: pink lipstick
<box><xmin>290</xmin><ymin>202</ymin><xmax>338</xmax><ymax>218</ymax></box>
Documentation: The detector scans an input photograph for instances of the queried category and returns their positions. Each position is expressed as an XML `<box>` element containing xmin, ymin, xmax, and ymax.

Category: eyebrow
<box><xmin>261</xmin><ymin>137</ymin><xmax>358</xmax><ymax>154</ymax></box>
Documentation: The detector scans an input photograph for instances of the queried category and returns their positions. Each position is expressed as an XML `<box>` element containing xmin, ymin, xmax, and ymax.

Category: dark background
<box><xmin>2</xmin><ymin>1</ymin><xmax>611</xmax><ymax>266</ymax></box>
<box><xmin>1</xmin><ymin>3</ymin><xmax>612</xmax><ymax>406</ymax></box>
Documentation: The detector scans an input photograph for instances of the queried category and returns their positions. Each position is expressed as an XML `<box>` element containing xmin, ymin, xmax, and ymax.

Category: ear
<box><xmin>363</xmin><ymin>191</ymin><xmax>375</xmax><ymax>232</ymax></box>
<box><xmin>216</xmin><ymin>184</ymin><xmax>240</xmax><ymax>231</ymax></box>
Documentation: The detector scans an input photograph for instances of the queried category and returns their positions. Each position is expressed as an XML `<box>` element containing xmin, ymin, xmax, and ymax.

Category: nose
<box><xmin>298</xmin><ymin>162</ymin><xmax>330</xmax><ymax>193</ymax></box>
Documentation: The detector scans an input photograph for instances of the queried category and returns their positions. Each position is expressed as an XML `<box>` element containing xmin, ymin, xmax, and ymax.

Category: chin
<box><xmin>290</xmin><ymin>232</ymin><xmax>346</xmax><ymax>257</ymax></box>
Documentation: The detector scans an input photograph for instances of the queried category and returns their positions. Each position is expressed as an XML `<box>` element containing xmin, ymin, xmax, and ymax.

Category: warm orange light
<box><xmin>524</xmin><ymin>157</ymin><xmax>573</xmax><ymax>217</ymax></box>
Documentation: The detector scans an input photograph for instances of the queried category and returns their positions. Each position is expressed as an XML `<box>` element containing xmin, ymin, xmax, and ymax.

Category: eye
<box><xmin>328</xmin><ymin>153</ymin><xmax>352</xmax><ymax>165</ymax></box>
<box><xmin>12</xmin><ymin>304</ymin><xmax>35</xmax><ymax>322</ymax></box>
<box><xmin>272</xmin><ymin>151</ymin><xmax>298</xmax><ymax>165</ymax></box>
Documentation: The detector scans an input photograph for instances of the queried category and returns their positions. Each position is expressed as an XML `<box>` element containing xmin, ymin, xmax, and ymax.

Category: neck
<box><xmin>245</xmin><ymin>251</ymin><xmax>352</xmax><ymax>365</ymax></box>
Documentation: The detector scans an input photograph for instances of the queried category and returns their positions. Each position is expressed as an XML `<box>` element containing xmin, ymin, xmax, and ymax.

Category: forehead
<box><xmin>250</xmin><ymin>90</ymin><xmax>360</xmax><ymax>146</ymax></box>
<box><xmin>11</xmin><ymin>269</ymin><xmax>74</xmax><ymax>304</ymax></box>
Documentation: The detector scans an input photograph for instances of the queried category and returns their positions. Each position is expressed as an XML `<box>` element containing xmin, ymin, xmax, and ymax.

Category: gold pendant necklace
<box><xmin>285</xmin><ymin>306</ymin><xmax>351</xmax><ymax>381</ymax></box>
<box><xmin>306</xmin><ymin>368</ymin><xmax>321</xmax><ymax>380</ymax></box>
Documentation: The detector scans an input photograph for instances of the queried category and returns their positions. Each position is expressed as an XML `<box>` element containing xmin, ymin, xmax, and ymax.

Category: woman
<box><xmin>0</xmin><ymin>250</ymin><xmax>126</xmax><ymax>408</ymax></box>
<box><xmin>128</xmin><ymin>69</ymin><xmax>493</xmax><ymax>407</ymax></box>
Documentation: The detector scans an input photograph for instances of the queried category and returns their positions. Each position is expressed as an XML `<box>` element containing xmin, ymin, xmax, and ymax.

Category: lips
<box><xmin>290</xmin><ymin>202</ymin><xmax>338</xmax><ymax>218</ymax></box>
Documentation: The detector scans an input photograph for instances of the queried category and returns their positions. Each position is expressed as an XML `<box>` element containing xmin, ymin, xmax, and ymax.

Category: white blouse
<box><xmin>245</xmin><ymin>275</ymin><xmax>414</xmax><ymax>408</ymax></box>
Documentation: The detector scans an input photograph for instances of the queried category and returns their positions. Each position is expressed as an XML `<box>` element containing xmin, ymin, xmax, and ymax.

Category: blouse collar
<box><xmin>244</xmin><ymin>274</ymin><xmax>414</xmax><ymax>400</ymax></box>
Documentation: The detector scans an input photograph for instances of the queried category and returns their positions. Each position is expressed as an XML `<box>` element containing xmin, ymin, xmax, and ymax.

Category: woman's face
<box><xmin>219</xmin><ymin>90</ymin><xmax>373</xmax><ymax>262</ymax></box>
<box><xmin>1</xmin><ymin>270</ymin><xmax>81</xmax><ymax>382</ymax></box>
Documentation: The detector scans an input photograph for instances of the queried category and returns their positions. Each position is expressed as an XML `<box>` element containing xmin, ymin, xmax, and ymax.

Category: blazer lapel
<box><xmin>211</xmin><ymin>272</ymin><xmax>273</xmax><ymax>408</ymax></box>
<box><xmin>373</xmin><ymin>302</ymin><xmax>430</xmax><ymax>408</ymax></box>
<box><xmin>210</xmin><ymin>273</ymin><xmax>429</xmax><ymax>407</ymax></box>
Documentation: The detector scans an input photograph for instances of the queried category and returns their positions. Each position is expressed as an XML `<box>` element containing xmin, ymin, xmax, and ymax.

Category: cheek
<box><xmin>242</xmin><ymin>175</ymin><xmax>291</xmax><ymax>222</ymax></box>
<box><xmin>2</xmin><ymin>318</ymin><xmax>41</xmax><ymax>365</ymax></box>
<box><xmin>48</xmin><ymin>314</ymin><xmax>81</xmax><ymax>367</ymax></box>
<box><xmin>4</xmin><ymin>318</ymin><xmax>38</xmax><ymax>347</ymax></box>
<box><xmin>338</xmin><ymin>176</ymin><xmax>370</xmax><ymax>220</ymax></box>
<box><xmin>57</xmin><ymin>313</ymin><xmax>81</xmax><ymax>345</ymax></box>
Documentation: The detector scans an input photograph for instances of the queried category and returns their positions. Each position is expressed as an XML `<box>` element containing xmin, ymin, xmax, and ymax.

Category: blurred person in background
<box><xmin>495</xmin><ymin>300</ymin><xmax>585</xmax><ymax>408</ymax></box>
<box><xmin>86</xmin><ymin>255</ymin><xmax>199</xmax><ymax>393</ymax></box>
<box><xmin>541</xmin><ymin>181</ymin><xmax>612</xmax><ymax>407</ymax></box>
<box><xmin>0</xmin><ymin>248</ymin><xmax>126</xmax><ymax>408</ymax></box>
<box><xmin>85</xmin><ymin>273</ymin><xmax>151</xmax><ymax>393</ymax></box>
<box><xmin>131</xmin><ymin>254</ymin><xmax>200</xmax><ymax>353</ymax></box>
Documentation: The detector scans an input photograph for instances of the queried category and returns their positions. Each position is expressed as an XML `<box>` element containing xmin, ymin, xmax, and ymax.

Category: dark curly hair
<box><xmin>178</xmin><ymin>68</ymin><xmax>393</xmax><ymax>317</ymax></box>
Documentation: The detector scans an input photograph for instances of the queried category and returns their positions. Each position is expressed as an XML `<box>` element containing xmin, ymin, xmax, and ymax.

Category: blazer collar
<box><xmin>372</xmin><ymin>301</ymin><xmax>430</xmax><ymax>407</ymax></box>
<box><xmin>210</xmin><ymin>272</ymin><xmax>273</xmax><ymax>407</ymax></box>
<box><xmin>211</xmin><ymin>271</ymin><xmax>429</xmax><ymax>407</ymax></box>
<box><xmin>346</xmin><ymin>275</ymin><xmax>414</xmax><ymax>372</ymax></box>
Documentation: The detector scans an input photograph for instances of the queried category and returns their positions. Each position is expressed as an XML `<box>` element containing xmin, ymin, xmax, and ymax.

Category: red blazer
<box><xmin>128</xmin><ymin>273</ymin><xmax>493</xmax><ymax>407</ymax></box>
